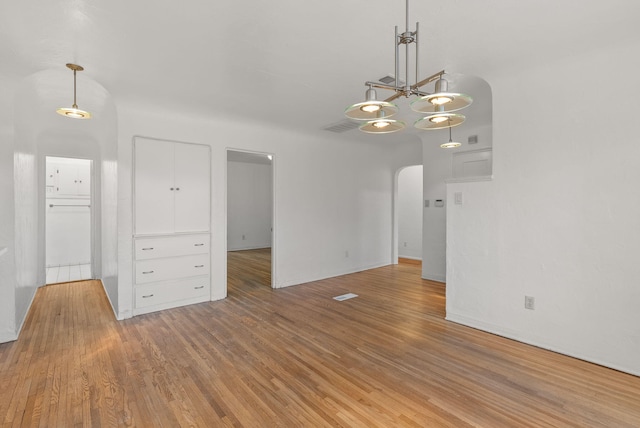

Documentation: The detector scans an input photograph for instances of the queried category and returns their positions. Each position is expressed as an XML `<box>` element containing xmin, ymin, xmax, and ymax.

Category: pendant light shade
<box><xmin>56</xmin><ymin>63</ymin><xmax>91</xmax><ymax>119</ymax></box>
<box><xmin>414</xmin><ymin>112</ymin><xmax>465</xmax><ymax>130</ymax></box>
<box><xmin>410</xmin><ymin>78</ymin><xmax>473</xmax><ymax>114</ymax></box>
<box><xmin>345</xmin><ymin>87</ymin><xmax>399</xmax><ymax>120</ymax></box>
<box><xmin>358</xmin><ymin>110</ymin><xmax>405</xmax><ymax>133</ymax></box>
<box><xmin>359</xmin><ymin>119</ymin><xmax>406</xmax><ymax>134</ymax></box>
<box><xmin>441</xmin><ymin>121</ymin><xmax>462</xmax><ymax>148</ymax></box>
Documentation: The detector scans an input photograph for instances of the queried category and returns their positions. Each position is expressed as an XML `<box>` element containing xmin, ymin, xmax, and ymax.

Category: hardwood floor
<box><xmin>227</xmin><ymin>248</ymin><xmax>271</xmax><ymax>289</ymax></box>
<box><xmin>1</xmin><ymin>262</ymin><xmax>640</xmax><ymax>427</ymax></box>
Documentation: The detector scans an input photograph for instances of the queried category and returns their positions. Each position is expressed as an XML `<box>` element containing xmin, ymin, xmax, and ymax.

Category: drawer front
<box><xmin>135</xmin><ymin>234</ymin><xmax>210</xmax><ymax>260</ymax></box>
<box><xmin>166</xmin><ymin>277</ymin><xmax>210</xmax><ymax>301</ymax></box>
<box><xmin>135</xmin><ymin>278</ymin><xmax>210</xmax><ymax>309</ymax></box>
<box><xmin>135</xmin><ymin>284</ymin><xmax>169</xmax><ymax>308</ymax></box>
<box><xmin>135</xmin><ymin>254</ymin><xmax>210</xmax><ymax>284</ymax></box>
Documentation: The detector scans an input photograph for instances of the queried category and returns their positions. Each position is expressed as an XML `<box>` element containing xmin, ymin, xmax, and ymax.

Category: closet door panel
<box><xmin>174</xmin><ymin>143</ymin><xmax>210</xmax><ymax>233</ymax></box>
<box><xmin>76</xmin><ymin>163</ymin><xmax>91</xmax><ymax>196</ymax></box>
<box><xmin>135</xmin><ymin>139</ymin><xmax>175</xmax><ymax>235</ymax></box>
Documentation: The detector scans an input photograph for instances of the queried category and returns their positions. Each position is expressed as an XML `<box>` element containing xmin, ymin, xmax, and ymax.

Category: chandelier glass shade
<box><xmin>344</xmin><ymin>87</ymin><xmax>399</xmax><ymax>120</ymax></box>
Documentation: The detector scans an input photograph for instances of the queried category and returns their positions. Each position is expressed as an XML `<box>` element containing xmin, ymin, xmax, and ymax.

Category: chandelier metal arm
<box><xmin>412</xmin><ymin>69</ymin><xmax>445</xmax><ymax>91</ymax></box>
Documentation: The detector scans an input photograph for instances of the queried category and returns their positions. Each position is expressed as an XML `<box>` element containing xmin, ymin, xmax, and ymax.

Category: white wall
<box><xmin>117</xmin><ymin>104</ymin><xmax>422</xmax><ymax>319</ymax></box>
<box><xmin>397</xmin><ymin>165</ymin><xmax>422</xmax><ymax>260</ymax></box>
<box><xmin>446</xmin><ymin>38</ymin><xmax>640</xmax><ymax>376</ymax></box>
<box><xmin>227</xmin><ymin>160</ymin><xmax>273</xmax><ymax>251</ymax></box>
<box><xmin>420</xmin><ymin>123</ymin><xmax>493</xmax><ymax>282</ymax></box>
<box><xmin>0</xmin><ymin>72</ymin><xmax>16</xmax><ymax>342</ymax></box>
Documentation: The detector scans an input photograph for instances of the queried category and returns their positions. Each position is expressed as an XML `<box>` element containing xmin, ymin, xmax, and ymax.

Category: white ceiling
<box><xmin>1</xmin><ymin>0</ymin><xmax>638</xmax><ymax>140</ymax></box>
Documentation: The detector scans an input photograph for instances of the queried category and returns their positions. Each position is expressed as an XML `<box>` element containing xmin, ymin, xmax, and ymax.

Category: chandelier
<box><xmin>344</xmin><ymin>0</ymin><xmax>472</xmax><ymax>134</ymax></box>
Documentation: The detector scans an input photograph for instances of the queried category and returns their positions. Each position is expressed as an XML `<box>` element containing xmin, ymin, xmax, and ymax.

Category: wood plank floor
<box><xmin>1</xmin><ymin>258</ymin><xmax>640</xmax><ymax>426</ymax></box>
<box><xmin>227</xmin><ymin>248</ymin><xmax>271</xmax><ymax>289</ymax></box>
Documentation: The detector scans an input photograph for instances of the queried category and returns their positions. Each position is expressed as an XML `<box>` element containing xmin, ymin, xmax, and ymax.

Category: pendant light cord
<box><xmin>72</xmin><ymin>69</ymin><xmax>78</xmax><ymax>109</ymax></box>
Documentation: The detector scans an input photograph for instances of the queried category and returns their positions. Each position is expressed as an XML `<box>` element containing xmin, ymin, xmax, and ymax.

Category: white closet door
<box><xmin>135</xmin><ymin>139</ymin><xmax>175</xmax><ymax>235</ymax></box>
<box><xmin>76</xmin><ymin>163</ymin><xmax>91</xmax><ymax>196</ymax></box>
<box><xmin>57</xmin><ymin>164</ymin><xmax>79</xmax><ymax>196</ymax></box>
<box><xmin>173</xmin><ymin>143</ymin><xmax>210</xmax><ymax>233</ymax></box>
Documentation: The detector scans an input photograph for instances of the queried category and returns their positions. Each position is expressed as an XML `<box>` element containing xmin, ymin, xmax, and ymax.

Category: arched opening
<box><xmin>12</xmin><ymin>67</ymin><xmax>118</xmax><ymax>330</ymax></box>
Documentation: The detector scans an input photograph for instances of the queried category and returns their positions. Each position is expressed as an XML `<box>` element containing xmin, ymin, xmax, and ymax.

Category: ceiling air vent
<box><xmin>378</xmin><ymin>75</ymin><xmax>405</xmax><ymax>86</ymax></box>
<box><xmin>323</xmin><ymin>120</ymin><xmax>360</xmax><ymax>133</ymax></box>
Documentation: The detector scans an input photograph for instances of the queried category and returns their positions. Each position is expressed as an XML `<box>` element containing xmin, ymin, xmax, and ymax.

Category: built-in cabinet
<box><xmin>134</xmin><ymin>139</ymin><xmax>210</xmax><ymax>235</ymax></box>
<box><xmin>133</xmin><ymin>137</ymin><xmax>211</xmax><ymax>316</ymax></box>
<box><xmin>46</xmin><ymin>159</ymin><xmax>91</xmax><ymax>197</ymax></box>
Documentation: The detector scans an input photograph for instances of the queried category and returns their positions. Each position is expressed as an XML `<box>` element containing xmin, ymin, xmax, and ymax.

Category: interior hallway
<box><xmin>1</xmin><ymin>263</ymin><xmax>639</xmax><ymax>426</ymax></box>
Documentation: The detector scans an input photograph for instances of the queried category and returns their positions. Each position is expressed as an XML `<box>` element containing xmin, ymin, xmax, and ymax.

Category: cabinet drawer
<box><xmin>135</xmin><ymin>254</ymin><xmax>210</xmax><ymax>284</ymax></box>
<box><xmin>135</xmin><ymin>284</ymin><xmax>169</xmax><ymax>308</ymax></box>
<box><xmin>135</xmin><ymin>278</ymin><xmax>210</xmax><ymax>309</ymax></box>
<box><xmin>135</xmin><ymin>234</ymin><xmax>210</xmax><ymax>260</ymax></box>
<box><xmin>166</xmin><ymin>277</ymin><xmax>210</xmax><ymax>301</ymax></box>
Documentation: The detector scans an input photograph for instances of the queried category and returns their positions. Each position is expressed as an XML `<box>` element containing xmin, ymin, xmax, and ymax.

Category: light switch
<box><xmin>454</xmin><ymin>192</ymin><xmax>463</xmax><ymax>205</ymax></box>
<box><xmin>424</xmin><ymin>199</ymin><xmax>429</xmax><ymax>208</ymax></box>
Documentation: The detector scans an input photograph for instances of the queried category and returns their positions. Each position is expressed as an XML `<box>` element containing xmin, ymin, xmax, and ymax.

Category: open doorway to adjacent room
<box><xmin>396</xmin><ymin>165</ymin><xmax>424</xmax><ymax>268</ymax></box>
<box><xmin>45</xmin><ymin>156</ymin><xmax>93</xmax><ymax>284</ymax></box>
<box><xmin>226</xmin><ymin>150</ymin><xmax>274</xmax><ymax>293</ymax></box>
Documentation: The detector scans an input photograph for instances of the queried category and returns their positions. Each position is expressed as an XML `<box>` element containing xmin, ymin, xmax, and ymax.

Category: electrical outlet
<box><xmin>525</xmin><ymin>296</ymin><xmax>535</xmax><ymax>310</ymax></box>
<box><xmin>242</xmin><ymin>234</ymin><xmax>246</xmax><ymax>240</ymax></box>
<box><xmin>345</xmin><ymin>250</ymin><xmax>349</xmax><ymax>258</ymax></box>
<box><xmin>403</xmin><ymin>242</ymin><xmax>407</xmax><ymax>247</ymax></box>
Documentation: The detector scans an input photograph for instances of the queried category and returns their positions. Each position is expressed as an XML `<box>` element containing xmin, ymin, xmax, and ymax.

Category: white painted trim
<box><xmin>277</xmin><ymin>261</ymin><xmax>390</xmax><ymax>289</ymax></box>
<box><xmin>446</xmin><ymin>312</ymin><xmax>640</xmax><ymax>377</ymax></box>
<box><xmin>446</xmin><ymin>175</ymin><xmax>493</xmax><ymax>184</ymax></box>
<box><xmin>399</xmin><ymin>255</ymin><xmax>422</xmax><ymax>261</ymax></box>
<box><xmin>228</xmin><ymin>245</ymin><xmax>272</xmax><ymax>252</ymax></box>
<box><xmin>132</xmin><ymin>295</ymin><xmax>210</xmax><ymax>316</ymax></box>
<box><xmin>422</xmin><ymin>273</ymin><xmax>445</xmax><ymax>282</ymax></box>
<box><xmin>14</xmin><ymin>286</ymin><xmax>38</xmax><ymax>341</ymax></box>
<box><xmin>225</xmin><ymin>147</ymin><xmax>276</xmax><ymax>290</ymax></box>
<box><xmin>100</xmin><ymin>279</ymin><xmax>121</xmax><ymax>320</ymax></box>
<box><xmin>0</xmin><ymin>331</ymin><xmax>17</xmax><ymax>343</ymax></box>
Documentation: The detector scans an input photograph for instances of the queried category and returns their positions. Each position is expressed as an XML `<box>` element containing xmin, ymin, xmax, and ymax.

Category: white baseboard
<box><xmin>228</xmin><ymin>245</ymin><xmax>272</xmax><ymax>252</ymax></box>
<box><xmin>276</xmin><ymin>261</ymin><xmax>389</xmax><ymax>289</ymax></box>
<box><xmin>398</xmin><ymin>255</ymin><xmax>422</xmax><ymax>261</ymax></box>
<box><xmin>0</xmin><ymin>331</ymin><xmax>17</xmax><ymax>343</ymax></box>
<box><xmin>14</xmin><ymin>286</ymin><xmax>38</xmax><ymax>341</ymax></box>
<box><xmin>446</xmin><ymin>311</ymin><xmax>640</xmax><ymax>377</ymax></box>
<box><xmin>422</xmin><ymin>273</ymin><xmax>445</xmax><ymax>282</ymax></box>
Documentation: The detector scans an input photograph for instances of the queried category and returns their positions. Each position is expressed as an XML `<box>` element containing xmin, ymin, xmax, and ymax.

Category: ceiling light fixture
<box><xmin>56</xmin><ymin>63</ymin><xmax>91</xmax><ymax>119</ymax></box>
<box><xmin>344</xmin><ymin>0</ymin><xmax>472</xmax><ymax>133</ymax></box>
<box><xmin>440</xmin><ymin>120</ymin><xmax>462</xmax><ymax>148</ymax></box>
<box><xmin>359</xmin><ymin>110</ymin><xmax>406</xmax><ymax>134</ymax></box>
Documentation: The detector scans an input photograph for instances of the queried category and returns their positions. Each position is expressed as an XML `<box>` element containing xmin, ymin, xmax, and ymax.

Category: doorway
<box><xmin>45</xmin><ymin>156</ymin><xmax>93</xmax><ymax>284</ymax></box>
<box><xmin>226</xmin><ymin>150</ymin><xmax>275</xmax><ymax>292</ymax></box>
<box><xmin>396</xmin><ymin>165</ymin><xmax>423</xmax><ymax>266</ymax></box>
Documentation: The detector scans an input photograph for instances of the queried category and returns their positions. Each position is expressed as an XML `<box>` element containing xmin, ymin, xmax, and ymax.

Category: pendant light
<box><xmin>56</xmin><ymin>63</ymin><xmax>91</xmax><ymax>119</ymax></box>
<box><xmin>344</xmin><ymin>0</ymin><xmax>472</xmax><ymax>133</ymax></box>
<box><xmin>411</xmin><ymin>78</ymin><xmax>473</xmax><ymax>114</ymax></box>
<box><xmin>359</xmin><ymin>110</ymin><xmax>406</xmax><ymax>134</ymax></box>
<box><xmin>440</xmin><ymin>120</ymin><xmax>462</xmax><ymax>148</ymax></box>
<box><xmin>415</xmin><ymin>112</ymin><xmax>465</xmax><ymax>130</ymax></box>
<box><xmin>345</xmin><ymin>85</ymin><xmax>399</xmax><ymax>120</ymax></box>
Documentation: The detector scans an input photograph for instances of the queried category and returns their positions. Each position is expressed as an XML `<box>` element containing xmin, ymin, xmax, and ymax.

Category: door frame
<box><xmin>224</xmin><ymin>148</ymin><xmax>276</xmax><ymax>291</ymax></box>
<box><xmin>393</xmin><ymin>164</ymin><xmax>424</xmax><ymax>265</ymax></box>
<box><xmin>43</xmin><ymin>155</ymin><xmax>95</xmax><ymax>283</ymax></box>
